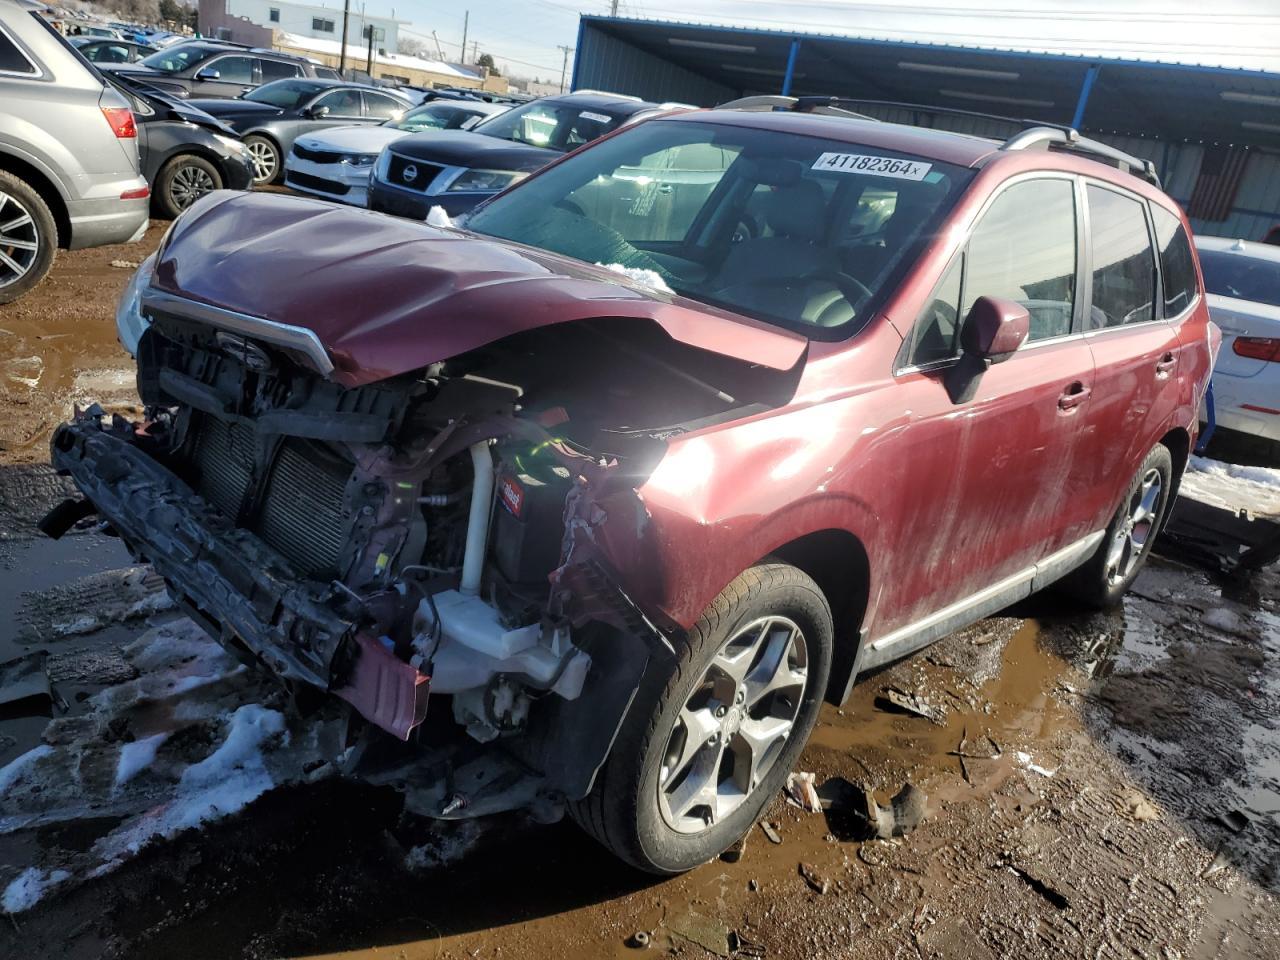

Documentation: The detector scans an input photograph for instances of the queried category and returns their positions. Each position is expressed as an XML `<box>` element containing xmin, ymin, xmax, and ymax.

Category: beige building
<box><xmin>274</xmin><ymin>32</ymin><xmax>508</xmax><ymax>92</ymax></box>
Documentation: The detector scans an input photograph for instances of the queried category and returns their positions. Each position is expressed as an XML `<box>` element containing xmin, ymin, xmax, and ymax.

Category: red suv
<box><xmin>46</xmin><ymin>99</ymin><xmax>1216</xmax><ymax>873</ymax></box>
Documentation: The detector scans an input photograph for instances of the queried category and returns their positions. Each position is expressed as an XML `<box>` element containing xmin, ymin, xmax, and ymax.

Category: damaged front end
<box><xmin>46</xmin><ymin>277</ymin><xmax>796</xmax><ymax>818</ymax></box>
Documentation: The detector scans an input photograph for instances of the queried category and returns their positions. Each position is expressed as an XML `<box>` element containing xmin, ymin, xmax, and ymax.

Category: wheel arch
<box><xmin>0</xmin><ymin>151</ymin><xmax>71</xmax><ymax>248</ymax></box>
<box><xmin>1158</xmin><ymin>424</ymin><xmax>1191</xmax><ymax>532</ymax></box>
<box><xmin>767</xmin><ymin>527</ymin><xmax>871</xmax><ymax>706</ymax></box>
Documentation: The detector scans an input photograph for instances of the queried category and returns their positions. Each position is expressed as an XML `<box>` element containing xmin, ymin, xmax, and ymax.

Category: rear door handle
<box><xmin>1058</xmin><ymin>381</ymin><xmax>1092</xmax><ymax>411</ymax></box>
<box><xmin>1156</xmin><ymin>352</ymin><xmax>1177</xmax><ymax>376</ymax></box>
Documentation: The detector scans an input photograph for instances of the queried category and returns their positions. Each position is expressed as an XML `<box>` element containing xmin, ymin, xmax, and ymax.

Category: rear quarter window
<box><xmin>1086</xmin><ymin>184</ymin><xmax>1157</xmax><ymax>327</ymax></box>
<box><xmin>1151</xmin><ymin>206</ymin><xmax>1198</xmax><ymax>316</ymax></box>
<box><xmin>0</xmin><ymin>26</ymin><xmax>37</xmax><ymax>75</ymax></box>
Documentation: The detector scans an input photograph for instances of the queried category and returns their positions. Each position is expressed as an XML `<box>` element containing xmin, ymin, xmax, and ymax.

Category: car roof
<box><xmin>1195</xmin><ymin>236</ymin><xmax>1280</xmax><ymax>263</ymax></box>
<box><xmin>260</xmin><ymin>77</ymin><xmax>404</xmax><ymax>95</ymax></box>
<box><xmin>539</xmin><ymin>90</ymin><xmax>661</xmax><ymax>116</ymax></box>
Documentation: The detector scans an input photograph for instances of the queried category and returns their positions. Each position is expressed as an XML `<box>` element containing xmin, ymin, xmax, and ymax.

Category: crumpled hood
<box><xmin>295</xmin><ymin>125</ymin><xmax>406</xmax><ymax>155</ymax></box>
<box><xmin>149</xmin><ymin>191</ymin><xmax>807</xmax><ymax>387</ymax></box>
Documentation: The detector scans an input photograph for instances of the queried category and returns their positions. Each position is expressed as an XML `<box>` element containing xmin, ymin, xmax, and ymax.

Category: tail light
<box><xmin>101</xmin><ymin>106</ymin><xmax>137</xmax><ymax>139</ymax></box>
<box><xmin>1232</xmin><ymin>337</ymin><xmax>1280</xmax><ymax>362</ymax></box>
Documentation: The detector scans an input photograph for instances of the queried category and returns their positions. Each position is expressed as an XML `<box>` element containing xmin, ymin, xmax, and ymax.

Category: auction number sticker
<box><xmin>580</xmin><ymin>111</ymin><xmax>613</xmax><ymax>124</ymax></box>
<box><xmin>812</xmin><ymin>153</ymin><xmax>932</xmax><ymax>180</ymax></box>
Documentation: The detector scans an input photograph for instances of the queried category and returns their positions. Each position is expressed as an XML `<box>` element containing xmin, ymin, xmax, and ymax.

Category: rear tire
<box><xmin>243</xmin><ymin>135</ymin><xmax>282</xmax><ymax>185</ymax></box>
<box><xmin>0</xmin><ymin>171</ymin><xmax>57</xmax><ymax>305</ymax></box>
<box><xmin>570</xmin><ymin>562</ymin><xmax>832</xmax><ymax>874</ymax></box>
<box><xmin>155</xmin><ymin>154</ymin><xmax>223</xmax><ymax>219</ymax></box>
<box><xmin>1064</xmin><ymin>444</ymin><xmax>1173</xmax><ymax>608</ymax></box>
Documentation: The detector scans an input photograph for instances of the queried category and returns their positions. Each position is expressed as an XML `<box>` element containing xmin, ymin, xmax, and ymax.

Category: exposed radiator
<box><xmin>187</xmin><ymin>417</ymin><xmax>353</xmax><ymax>578</ymax></box>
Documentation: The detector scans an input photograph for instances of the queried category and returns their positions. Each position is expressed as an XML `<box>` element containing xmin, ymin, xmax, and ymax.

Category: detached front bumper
<box><xmin>48</xmin><ymin>417</ymin><xmax>428</xmax><ymax>738</ymax></box>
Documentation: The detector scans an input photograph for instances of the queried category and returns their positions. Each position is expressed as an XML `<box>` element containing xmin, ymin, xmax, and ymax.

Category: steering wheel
<box><xmin>713</xmin><ymin>271</ymin><xmax>873</xmax><ymax>325</ymax></box>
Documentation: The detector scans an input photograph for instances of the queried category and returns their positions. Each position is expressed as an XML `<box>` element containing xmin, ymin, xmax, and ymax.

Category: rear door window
<box><xmin>0</xmin><ymin>27</ymin><xmax>37</xmax><ymax>74</ymax></box>
<box><xmin>207</xmin><ymin>55</ymin><xmax>254</xmax><ymax>84</ymax></box>
<box><xmin>1086</xmin><ymin>185</ymin><xmax>1157</xmax><ymax>327</ymax></box>
<box><xmin>314</xmin><ymin>88</ymin><xmax>362</xmax><ymax>118</ymax></box>
<box><xmin>259</xmin><ymin>58</ymin><xmax>302</xmax><ymax>82</ymax></box>
<box><xmin>363</xmin><ymin>91</ymin><xmax>406</xmax><ymax>120</ymax></box>
<box><xmin>1151</xmin><ymin>206</ymin><xmax>1198</xmax><ymax>316</ymax></box>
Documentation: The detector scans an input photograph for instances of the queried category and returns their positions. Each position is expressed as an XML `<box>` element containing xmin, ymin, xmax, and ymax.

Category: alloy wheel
<box><xmin>657</xmin><ymin>615</ymin><xmax>808</xmax><ymax>834</ymax></box>
<box><xmin>0</xmin><ymin>191</ymin><xmax>39</xmax><ymax>290</ymax></box>
<box><xmin>246</xmin><ymin>141</ymin><xmax>276</xmax><ymax>183</ymax></box>
<box><xmin>171</xmin><ymin>164</ymin><xmax>216</xmax><ymax>210</ymax></box>
<box><xmin>1105</xmin><ymin>468</ymin><xmax>1163</xmax><ymax>586</ymax></box>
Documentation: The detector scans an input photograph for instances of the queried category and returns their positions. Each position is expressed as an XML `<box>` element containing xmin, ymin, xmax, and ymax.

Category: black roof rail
<box><xmin>1002</xmin><ymin>126</ymin><xmax>1160</xmax><ymax>188</ymax></box>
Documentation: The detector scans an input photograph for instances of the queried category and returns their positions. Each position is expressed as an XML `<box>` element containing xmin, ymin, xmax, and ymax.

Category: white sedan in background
<box><xmin>1198</xmin><ymin>235</ymin><xmax>1280</xmax><ymax>466</ymax></box>
<box><xmin>284</xmin><ymin>98</ymin><xmax>510</xmax><ymax>208</ymax></box>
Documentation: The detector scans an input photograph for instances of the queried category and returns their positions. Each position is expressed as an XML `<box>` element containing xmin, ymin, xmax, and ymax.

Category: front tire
<box><xmin>243</xmin><ymin>135</ymin><xmax>281</xmax><ymax>185</ymax></box>
<box><xmin>1065</xmin><ymin>444</ymin><xmax>1173</xmax><ymax>608</ymax></box>
<box><xmin>570</xmin><ymin>563</ymin><xmax>833</xmax><ymax>874</ymax></box>
<box><xmin>154</xmin><ymin>155</ymin><xmax>223</xmax><ymax>219</ymax></box>
<box><xmin>0</xmin><ymin>170</ymin><xmax>57</xmax><ymax>305</ymax></box>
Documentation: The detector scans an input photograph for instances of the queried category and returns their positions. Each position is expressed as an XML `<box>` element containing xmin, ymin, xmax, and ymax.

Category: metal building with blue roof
<box><xmin>571</xmin><ymin>15</ymin><xmax>1280</xmax><ymax>239</ymax></box>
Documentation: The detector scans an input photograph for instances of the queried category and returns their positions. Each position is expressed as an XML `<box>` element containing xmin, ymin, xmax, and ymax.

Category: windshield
<box><xmin>139</xmin><ymin>42</ymin><xmax>220</xmax><ymax>74</ymax></box>
<box><xmin>245</xmin><ymin>80</ymin><xmax>323</xmax><ymax>108</ymax></box>
<box><xmin>466</xmin><ymin>119</ymin><xmax>970</xmax><ymax>335</ymax></box>
<box><xmin>390</xmin><ymin>103</ymin><xmax>487</xmax><ymax>132</ymax></box>
<box><xmin>471</xmin><ymin>100</ymin><xmax>621</xmax><ymax>151</ymax></box>
<box><xmin>1198</xmin><ymin>249</ymin><xmax>1280</xmax><ymax>308</ymax></box>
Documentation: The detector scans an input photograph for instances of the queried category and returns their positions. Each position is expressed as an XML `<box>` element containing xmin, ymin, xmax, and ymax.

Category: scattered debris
<box><xmin>732</xmin><ymin>932</ymin><xmax>767</xmax><ymax>958</ymax></box>
<box><xmin>625</xmin><ymin>930</ymin><xmax>651</xmax><ymax>949</ymax></box>
<box><xmin>747</xmin><ymin>878</ymin><xmax>759</xmax><ymax>892</ymax></box>
<box><xmin>1013</xmin><ymin>750</ymin><xmax>1058</xmax><ymax>777</ymax></box>
<box><xmin>784</xmin><ymin>771</ymin><xmax>821</xmax><ymax>813</ymax></box>
<box><xmin>667</xmin><ymin>910</ymin><xmax>733</xmax><ymax>957</ymax></box>
<box><xmin>798</xmin><ymin>861</ymin><xmax>830</xmax><ymax>895</ymax></box>
<box><xmin>1002</xmin><ymin>862</ymin><xmax>1070</xmax><ymax>910</ymax></box>
<box><xmin>1201</xmin><ymin>848</ymin><xmax>1231</xmax><ymax>880</ymax></box>
<box><xmin>0</xmin><ymin>651</ymin><xmax>64</xmax><ymax>718</ymax></box>
<box><xmin>759</xmin><ymin>821</ymin><xmax>782</xmax><ymax>844</ymax></box>
<box><xmin>109</xmin><ymin>260</ymin><xmax>140</xmax><ymax>270</ymax></box>
<box><xmin>1216</xmin><ymin>809</ymin><xmax>1251</xmax><ymax>834</ymax></box>
<box><xmin>875</xmin><ymin>686</ymin><xmax>944</xmax><ymax>724</ymax></box>
<box><xmin>1202</xmin><ymin>607</ymin><xmax>1249</xmax><ymax>637</ymax></box>
<box><xmin>1120</xmin><ymin>790</ymin><xmax>1162</xmax><ymax>823</ymax></box>
<box><xmin>721</xmin><ymin>829</ymin><xmax>749</xmax><ymax>863</ymax></box>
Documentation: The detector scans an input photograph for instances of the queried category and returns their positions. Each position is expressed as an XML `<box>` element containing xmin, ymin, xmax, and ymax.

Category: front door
<box><xmin>877</xmin><ymin>175</ymin><xmax>1097</xmax><ymax>635</ymax></box>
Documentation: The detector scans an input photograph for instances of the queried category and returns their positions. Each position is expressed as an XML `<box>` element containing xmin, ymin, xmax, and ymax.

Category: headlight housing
<box><xmin>116</xmin><ymin>254</ymin><xmax>156</xmax><ymax>357</ymax></box>
<box><xmin>446</xmin><ymin>168</ymin><xmax>528</xmax><ymax>193</ymax></box>
<box><xmin>342</xmin><ymin>154</ymin><xmax>376</xmax><ymax>166</ymax></box>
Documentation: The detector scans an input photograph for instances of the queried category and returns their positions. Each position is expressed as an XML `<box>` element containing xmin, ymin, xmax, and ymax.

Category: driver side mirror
<box><xmin>307</xmin><ymin>104</ymin><xmax>330</xmax><ymax>119</ymax></box>
<box><xmin>944</xmin><ymin>295</ymin><xmax>1030</xmax><ymax>404</ymax></box>
<box><xmin>194</xmin><ymin>67</ymin><xmax>220</xmax><ymax>80</ymax></box>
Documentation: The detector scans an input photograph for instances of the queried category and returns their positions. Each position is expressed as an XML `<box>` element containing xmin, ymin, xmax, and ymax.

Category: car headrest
<box><xmin>765</xmin><ymin>179</ymin><xmax>827</xmax><ymax>241</ymax></box>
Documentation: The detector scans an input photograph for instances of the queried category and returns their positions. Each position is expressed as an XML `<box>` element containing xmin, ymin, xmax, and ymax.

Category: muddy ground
<box><xmin>0</xmin><ymin>234</ymin><xmax>1278</xmax><ymax>960</ymax></box>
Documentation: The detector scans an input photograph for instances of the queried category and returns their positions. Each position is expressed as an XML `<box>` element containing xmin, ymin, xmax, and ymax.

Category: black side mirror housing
<box><xmin>944</xmin><ymin>295</ymin><xmax>1031</xmax><ymax>404</ymax></box>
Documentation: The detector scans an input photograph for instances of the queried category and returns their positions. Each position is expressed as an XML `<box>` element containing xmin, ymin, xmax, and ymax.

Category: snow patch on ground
<box><xmin>0</xmin><ymin>745</ymin><xmax>52</xmax><ymax>794</ymax></box>
<box><xmin>114</xmin><ymin>732</ymin><xmax>168</xmax><ymax>787</ymax></box>
<box><xmin>595</xmin><ymin>262</ymin><xmax>673</xmax><ymax>293</ymax></box>
<box><xmin>1181</xmin><ymin>455</ymin><xmax>1280</xmax><ymax>519</ymax></box>
<box><xmin>405</xmin><ymin>820</ymin><xmax>485</xmax><ymax>871</ymax></box>
<box><xmin>2</xmin><ymin>868</ymin><xmax>70</xmax><ymax>914</ymax></box>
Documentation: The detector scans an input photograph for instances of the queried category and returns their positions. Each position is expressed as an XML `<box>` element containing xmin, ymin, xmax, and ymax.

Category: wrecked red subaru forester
<box><xmin>47</xmin><ymin>101</ymin><xmax>1216</xmax><ymax>873</ymax></box>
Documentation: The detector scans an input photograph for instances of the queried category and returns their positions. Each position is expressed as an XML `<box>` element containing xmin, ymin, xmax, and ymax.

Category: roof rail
<box><xmin>1002</xmin><ymin>126</ymin><xmax>1161</xmax><ymax>188</ymax></box>
<box><xmin>716</xmin><ymin>95</ymin><xmax>877</xmax><ymax>121</ymax></box>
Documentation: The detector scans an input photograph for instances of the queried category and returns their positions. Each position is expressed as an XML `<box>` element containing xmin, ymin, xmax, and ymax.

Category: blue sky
<box><xmin>345</xmin><ymin>1</ymin><xmax>1280</xmax><ymax>81</ymax></box>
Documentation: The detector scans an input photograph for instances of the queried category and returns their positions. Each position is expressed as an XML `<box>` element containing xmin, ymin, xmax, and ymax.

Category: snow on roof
<box><xmin>276</xmin><ymin>32</ymin><xmax>481</xmax><ymax>80</ymax></box>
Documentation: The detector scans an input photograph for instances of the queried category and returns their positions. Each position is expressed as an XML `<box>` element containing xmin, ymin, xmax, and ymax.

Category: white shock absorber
<box><xmin>459</xmin><ymin>440</ymin><xmax>495</xmax><ymax>596</ymax></box>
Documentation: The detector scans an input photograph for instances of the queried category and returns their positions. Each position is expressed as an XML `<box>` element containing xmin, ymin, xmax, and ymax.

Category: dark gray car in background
<box><xmin>100</xmin><ymin>39</ymin><xmax>338</xmax><ymax>100</ymax></box>
<box><xmin>0</xmin><ymin>0</ymin><xmax>149</xmax><ymax>303</ymax></box>
<box><xmin>189</xmin><ymin>78</ymin><xmax>413</xmax><ymax>184</ymax></box>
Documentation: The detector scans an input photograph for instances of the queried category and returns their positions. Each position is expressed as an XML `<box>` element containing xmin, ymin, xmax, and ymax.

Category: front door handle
<box><xmin>1058</xmin><ymin>381</ymin><xmax>1092</xmax><ymax>411</ymax></box>
<box><xmin>1156</xmin><ymin>352</ymin><xmax>1177</xmax><ymax>376</ymax></box>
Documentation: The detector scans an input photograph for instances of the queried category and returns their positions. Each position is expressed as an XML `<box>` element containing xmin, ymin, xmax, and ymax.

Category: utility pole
<box><xmin>460</xmin><ymin>10</ymin><xmax>468</xmax><ymax>63</ymax></box>
<box><xmin>471</xmin><ymin>41</ymin><xmax>478</xmax><ymax>62</ymax></box>
<box><xmin>338</xmin><ymin>0</ymin><xmax>350</xmax><ymax>72</ymax></box>
<box><xmin>557</xmin><ymin>44</ymin><xmax>573</xmax><ymax>93</ymax></box>
<box><xmin>366</xmin><ymin>24</ymin><xmax>375</xmax><ymax>75</ymax></box>
<box><xmin>610</xmin><ymin>0</ymin><xmax>618</xmax><ymax>14</ymax></box>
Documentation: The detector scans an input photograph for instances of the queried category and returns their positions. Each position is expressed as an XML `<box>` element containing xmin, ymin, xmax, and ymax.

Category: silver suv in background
<box><xmin>0</xmin><ymin>0</ymin><xmax>150</xmax><ymax>303</ymax></box>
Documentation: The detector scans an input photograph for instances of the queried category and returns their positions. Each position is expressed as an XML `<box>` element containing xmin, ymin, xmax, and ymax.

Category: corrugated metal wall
<box><xmin>574</xmin><ymin>31</ymin><xmax>1280</xmax><ymax>240</ymax></box>
<box><xmin>573</xmin><ymin>24</ymin><xmax>736</xmax><ymax>106</ymax></box>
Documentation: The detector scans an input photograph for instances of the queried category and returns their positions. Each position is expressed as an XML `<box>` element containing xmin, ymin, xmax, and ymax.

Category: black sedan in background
<box><xmin>108</xmin><ymin>75</ymin><xmax>254</xmax><ymax>218</ymax></box>
<box><xmin>187</xmin><ymin>78</ymin><xmax>414</xmax><ymax>184</ymax></box>
<box><xmin>367</xmin><ymin>91</ymin><xmax>675</xmax><ymax>220</ymax></box>
<box><xmin>69</xmin><ymin>36</ymin><xmax>157</xmax><ymax>63</ymax></box>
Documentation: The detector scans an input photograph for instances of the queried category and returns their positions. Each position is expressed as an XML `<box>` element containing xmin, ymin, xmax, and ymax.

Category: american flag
<box><xmin>1187</xmin><ymin>148</ymin><xmax>1251</xmax><ymax>222</ymax></box>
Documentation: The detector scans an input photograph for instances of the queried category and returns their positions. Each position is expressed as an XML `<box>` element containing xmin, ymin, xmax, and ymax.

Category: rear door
<box><xmin>1076</xmin><ymin>182</ymin><xmax>1185</xmax><ymax>531</ymax></box>
<box><xmin>882</xmin><ymin>174</ymin><xmax>1097</xmax><ymax>632</ymax></box>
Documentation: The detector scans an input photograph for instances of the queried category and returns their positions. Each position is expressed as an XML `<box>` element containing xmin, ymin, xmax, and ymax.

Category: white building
<box><xmin>224</xmin><ymin>0</ymin><xmax>402</xmax><ymax>54</ymax></box>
